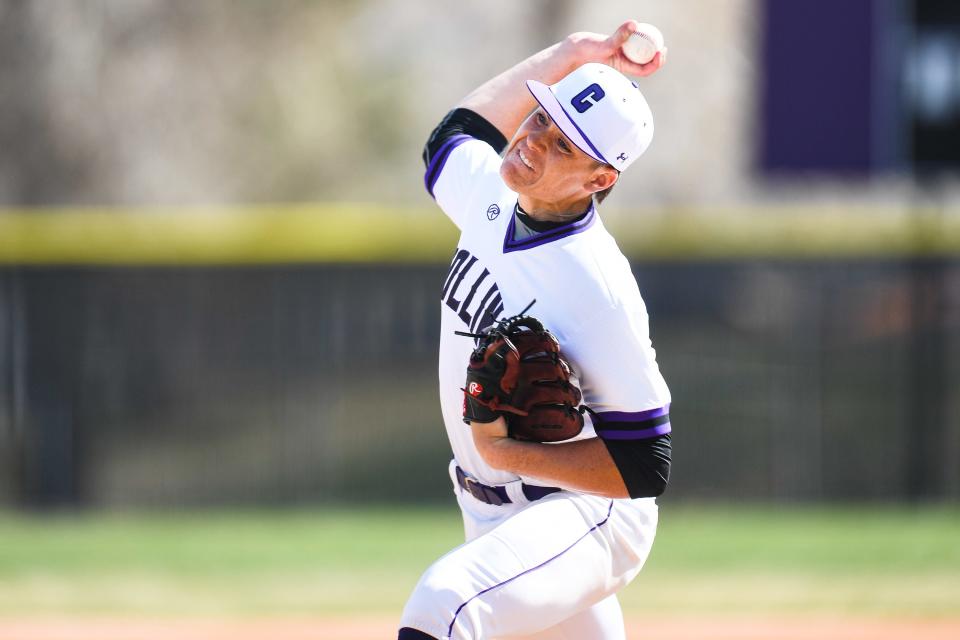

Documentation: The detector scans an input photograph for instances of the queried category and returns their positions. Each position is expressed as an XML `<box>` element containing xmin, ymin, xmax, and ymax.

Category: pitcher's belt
<box><xmin>455</xmin><ymin>465</ymin><xmax>562</xmax><ymax>506</ymax></box>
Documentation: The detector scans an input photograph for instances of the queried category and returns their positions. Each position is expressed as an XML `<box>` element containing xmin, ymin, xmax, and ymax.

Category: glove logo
<box><xmin>457</xmin><ymin>308</ymin><xmax>585</xmax><ymax>442</ymax></box>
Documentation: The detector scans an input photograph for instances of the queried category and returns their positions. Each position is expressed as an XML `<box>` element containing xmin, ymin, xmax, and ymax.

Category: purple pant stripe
<box><xmin>446</xmin><ymin>500</ymin><xmax>615</xmax><ymax>639</ymax></box>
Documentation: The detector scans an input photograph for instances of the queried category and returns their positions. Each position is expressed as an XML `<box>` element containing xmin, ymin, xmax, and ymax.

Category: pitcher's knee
<box><xmin>400</xmin><ymin>561</ymin><xmax>481</xmax><ymax>639</ymax></box>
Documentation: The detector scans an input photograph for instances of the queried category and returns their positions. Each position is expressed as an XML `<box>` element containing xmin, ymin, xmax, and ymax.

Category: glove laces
<box><xmin>454</xmin><ymin>298</ymin><xmax>538</xmax><ymax>339</ymax></box>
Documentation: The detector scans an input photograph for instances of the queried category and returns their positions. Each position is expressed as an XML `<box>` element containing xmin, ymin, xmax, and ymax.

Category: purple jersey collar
<box><xmin>503</xmin><ymin>201</ymin><xmax>597</xmax><ymax>253</ymax></box>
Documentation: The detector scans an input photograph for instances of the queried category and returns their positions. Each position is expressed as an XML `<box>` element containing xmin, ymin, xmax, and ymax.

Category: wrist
<box><xmin>559</xmin><ymin>33</ymin><xmax>589</xmax><ymax>68</ymax></box>
<box><xmin>471</xmin><ymin>418</ymin><xmax>513</xmax><ymax>470</ymax></box>
<box><xmin>562</xmin><ymin>31</ymin><xmax>609</xmax><ymax>66</ymax></box>
<box><xmin>478</xmin><ymin>438</ymin><xmax>508</xmax><ymax>471</ymax></box>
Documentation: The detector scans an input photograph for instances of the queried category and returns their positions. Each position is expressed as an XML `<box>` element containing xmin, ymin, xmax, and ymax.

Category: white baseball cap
<box><xmin>526</xmin><ymin>62</ymin><xmax>654</xmax><ymax>172</ymax></box>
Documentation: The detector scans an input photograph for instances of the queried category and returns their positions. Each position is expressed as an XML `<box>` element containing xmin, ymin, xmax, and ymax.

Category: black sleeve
<box><xmin>602</xmin><ymin>434</ymin><xmax>672</xmax><ymax>499</ymax></box>
<box><xmin>422</xmin><ymin>108</ymin><xmax>508</xmax><ymax>169</ymax></box>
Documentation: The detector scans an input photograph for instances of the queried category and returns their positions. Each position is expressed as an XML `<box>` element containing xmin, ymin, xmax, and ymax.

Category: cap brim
<box><xmin>526</xmin><ymin>79</ymin><xmax>608</xmax><ymax>165</ymax></box>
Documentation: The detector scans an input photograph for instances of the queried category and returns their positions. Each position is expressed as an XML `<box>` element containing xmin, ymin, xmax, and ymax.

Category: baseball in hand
<box><xmin>622</xmin><ymin>23</ymin><xmax>665</xmax><ymax>65</ymax></box>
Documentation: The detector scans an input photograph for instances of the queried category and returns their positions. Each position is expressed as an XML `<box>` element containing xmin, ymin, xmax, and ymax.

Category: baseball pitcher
<box><xmin>399</xmin><ymin>19</ymin><xmax>671</xmax><ymax>640</ymax></box>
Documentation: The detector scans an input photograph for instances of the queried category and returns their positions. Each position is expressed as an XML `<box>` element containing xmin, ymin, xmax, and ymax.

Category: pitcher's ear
<box><xmin>586</xmin><ymin>165</ymin><xmax>619</xmax><ymax>193</ymax></box>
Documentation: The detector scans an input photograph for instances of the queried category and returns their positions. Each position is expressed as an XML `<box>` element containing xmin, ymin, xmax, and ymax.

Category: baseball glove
<box><xmin>457</xmin><ymin>308</ymin><xmax>584</xmax><ymax>443</ymax></box>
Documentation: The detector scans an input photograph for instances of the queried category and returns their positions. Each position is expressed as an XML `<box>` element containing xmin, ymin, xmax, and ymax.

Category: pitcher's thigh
<box><xmin>401</xmin><ymin>497</ymin><xmax>623</xmax><ymax>639</ymax></box>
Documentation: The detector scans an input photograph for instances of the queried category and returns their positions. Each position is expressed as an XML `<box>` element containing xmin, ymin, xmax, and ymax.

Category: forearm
<box><xmin>457</xmin><ymin>36</ymin><xmax>584</xmax><ymax>141</ymax></box>
<box><xmin>471</xmin><ymin>418</ymin><xmax>629</xmax><ymax>498</ymax></box>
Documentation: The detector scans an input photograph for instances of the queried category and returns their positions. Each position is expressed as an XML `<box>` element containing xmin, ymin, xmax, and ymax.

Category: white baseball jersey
<box><xmin>401</xmin><ymin>133</ymin><xmax>670</xmax><ymax>640</ymax></box>
<box><xmin>433</xmin><ymin>137</ymin><xmax>671</xmax><ymax>486</ymax></box>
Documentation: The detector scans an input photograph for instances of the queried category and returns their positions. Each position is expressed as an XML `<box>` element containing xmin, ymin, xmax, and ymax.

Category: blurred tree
<box><xmin>0</xmin><ymin>1</ymin><xmax>98</xmax><ymax>204</ymax></box>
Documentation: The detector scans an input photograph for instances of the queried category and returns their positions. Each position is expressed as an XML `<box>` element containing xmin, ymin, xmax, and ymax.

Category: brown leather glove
<box><xmin>461</xmin><ymin>314</ymin><xmax>584</xmax><ymax>443</ymax></box>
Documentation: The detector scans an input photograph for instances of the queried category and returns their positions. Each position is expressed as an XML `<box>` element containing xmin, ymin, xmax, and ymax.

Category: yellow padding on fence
<box><xmin>617</xmin><ymin>206</ymin><xmax>960</xmax><ymax>260</ymax></box>
<box><xmin>0</xmin><ymin>204</ymin><xmax>957</xmax><ymax>264</ymax></box>
<box><xmin>0</xmin><ymin>204</ymin><xmax>457</xmax><ymax>264</ymax></box>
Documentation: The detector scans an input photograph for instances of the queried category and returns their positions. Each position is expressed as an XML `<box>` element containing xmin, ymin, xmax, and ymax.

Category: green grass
<box><xmin>0</xmin><ymin>504</ymin><xmax>958</xmax><ymax>616</ymax></box>
<box><xmin>628</xmin><ymin>505</ymin><xmax>960</xmax><ymax>617</ymax></box>
<box><xmin>0</xmin><ymin>508</ymin><xmax>464</xmax><ymax>574</ymax></box>
<box><xmin>651</xmin><ymin>505</ymin><xmax>960</xmax><ymax>573</ymax></box>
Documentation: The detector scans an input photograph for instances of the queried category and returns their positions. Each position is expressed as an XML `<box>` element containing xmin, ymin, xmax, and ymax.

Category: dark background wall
<box><xmin>2</xmin><ymin>258</ymin><xmax>956</xmax><ymax>508</ymax></box>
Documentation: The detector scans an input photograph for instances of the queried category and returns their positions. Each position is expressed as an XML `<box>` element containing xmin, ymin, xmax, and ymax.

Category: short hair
<box><xmin>595</xmin><ymin>183</ymin><xmax>615</xmax><ymax>204</ymax></box>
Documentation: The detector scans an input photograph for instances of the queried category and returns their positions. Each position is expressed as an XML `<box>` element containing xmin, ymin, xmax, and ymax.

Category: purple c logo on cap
<box><xmin>571</xmin><ymin>84</ymin><xmax>606</xmax><ymax>113</ymax></box>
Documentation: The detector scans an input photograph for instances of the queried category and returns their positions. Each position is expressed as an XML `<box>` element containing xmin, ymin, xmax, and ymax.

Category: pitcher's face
<box><xmin>501</xmin><ymin>108</ymin><xmax>617</xmax><ymax>210</ymax></box>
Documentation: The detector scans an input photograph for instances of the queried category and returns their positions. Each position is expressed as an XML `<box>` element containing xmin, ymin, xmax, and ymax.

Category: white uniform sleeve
<box><xmin>425</xmin><ymin>137</ymin><xmax>503</xmax><ymax>230</ymax></box>
<box><xmin>564</xmin><ymin>299</ymin><xmax>672</xmax><ymax>440</ymax></box>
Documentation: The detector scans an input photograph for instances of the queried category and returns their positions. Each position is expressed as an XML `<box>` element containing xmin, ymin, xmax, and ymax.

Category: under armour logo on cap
<box><xmin>617</xmin><ymin>152</ymin><xmax>628</xmax><ymax>162</ymax></box>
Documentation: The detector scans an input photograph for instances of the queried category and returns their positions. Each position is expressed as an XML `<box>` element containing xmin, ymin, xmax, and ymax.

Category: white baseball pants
<box><xmin>399</xmin><ymin>460</ymin><xmax>659</xmax><ymax>639</ymax></box>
